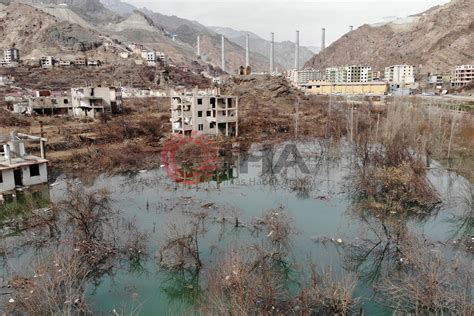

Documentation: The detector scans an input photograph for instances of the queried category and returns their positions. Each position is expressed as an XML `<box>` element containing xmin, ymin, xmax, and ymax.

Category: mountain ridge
<box><xmin>305</xmin><ymin>0</ymin><xmax>474</xmax><ymax>74</ymax></box>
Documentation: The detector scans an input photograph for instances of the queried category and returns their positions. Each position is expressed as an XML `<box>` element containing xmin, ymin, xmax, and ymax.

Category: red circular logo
<box><xmin>161</xmin><ymin>132</ymin><xmax>219</xmax><ymax>184</ymax></box>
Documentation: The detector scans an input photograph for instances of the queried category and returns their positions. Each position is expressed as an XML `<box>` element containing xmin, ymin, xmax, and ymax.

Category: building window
<box><xmin>198</xmin><ymin>111</ymin><xmax>203</xmax><ymax>117</ymax></box>
<box><xmin>30</xmin><ymin>164</ymin><xmax>40</xmax><ymax>177</ymax></box>
<box><xmin>206</xmin><ymin>111</ymin><xmax>211</xmax><ymax>117</ymax></box>
<box><xmin>198</xmin><ymin>124</ymin><xmax>203</xmax><ymax>131</ymax></box>
<box><xmin>197</xmin><ymin>98</ymin><xmax>203</xmax><ymax>105</ymax></box>
<box><xmin>64</xmin><ymin>99</ymin><xmax>69</xmax><ymax>104</ymax></box>
<box><xmin>0</xmin><ymin>171</ymin><xmax>3</xmax><ymax>183</ymax></box>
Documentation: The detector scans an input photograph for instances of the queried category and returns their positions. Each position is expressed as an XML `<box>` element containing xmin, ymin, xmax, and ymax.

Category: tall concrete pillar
<box><xmin>321</xmin><ymin>28</ymin><xmax>326</xmax><ymax>50</ymax></box>
<box><xmin>270</xmin><ymin>32</ymin><xmax>274</xmax><ymax>74</ymax></box>
<box><xmin>197</xmin><ymin>35</ymin><xmax>200</xmax><ymax>56</ymax></box>
<box><xmin>245</xmin><ymin>34</ymin><xmax>250</xmax><ymax>68</ymax></box>
<box><xmin>295</xmin><ymin>30</ymin><xmax>300</xmax><ymax>70</ymax></box>
<box><xmin>221</xmin><ymin>35</ymin><xmax>225</xmax><ymax>72</ymax></box>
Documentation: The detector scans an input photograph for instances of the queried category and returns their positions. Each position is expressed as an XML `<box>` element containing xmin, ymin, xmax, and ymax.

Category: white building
<box><xmin>141</xmin><ymin>50</ymin><xmax>157</xmax><ymax>66</ymax></box>
<box><xmin>40</xmin><ymin>56</ymin><xmax>53</xmax><ymax>68</ymax></box>
<box><xmin>0</xmin><ymin>132</ymin><xmax>48</xmax><ymax>193</ymax></box>
<box><xmin>451</xmin><ymin>65</ymin><xmax>473</xmax><ymax>88</ymax></box>
<box><xmin>346</xmin><ymin>65</ymin><xmax>373</xmax><ymax>83</ymax></box>
<box><xmin>71</xmin><ymin>86</ymin><xmax>123</xmax><ymax>118</ymax></box>
<box><xmin>119</xmin><ymin>51</ymin><xmax>129</xmax><ymax>59</ymax></box>
<box><xmin>289</xmin><ymin>69</ymin><xmax>324</xmax><ymax>86</ymax></box>
<box><xmin>325</xmin><ymin>67</ymin><xmax>347</xmax><ymax>83</ymax></box>
<box><xmin>1</xmin><ymin>48</ymin><xmax>20</xmax><ymax>67</ymax></box>
<box><xmin>325</xmin><ymin>65</ymin><xmax>373</xmax><ymax>83</ymax></box>
<box><xmin>384</xmin><ymin>65</ymin><xmax>415</xmax><ymax>84</ymax></box>
<box><xmin>170</xmin><ymin>89</ymin><xmax>238</xmax><ymax>137</ymax></box>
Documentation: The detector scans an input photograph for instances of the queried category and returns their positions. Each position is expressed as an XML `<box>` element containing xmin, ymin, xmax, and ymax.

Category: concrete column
<box><xmin>197</xmin><ymin>35</ymin><xmax>201</xmax><ymax>56</ymax></box>
<box><xmin>40</xmin><ymin>140</ymin><xmax>45</xmax><ymax>159</ymax></box>
<box><xmin>270</xmin><ymin>32</ymin><xmax>274</xmax><ymax>74</ymax></box>
<box><xmin>221</xmin><ymin>35</ymin><xmax>225</xmax><ymax>72</ymax></box>
<box><xmin>295</xmin><ymin>30</ymin><xmax>300</xmax><ymax>70</ymax></box>
<box><xmin>245</xmin><ymin>34</ymin><xmax>250</xmax><ymax>68</ymax></box>
<box><xmin>3</xmin><ymin>144</ymin><xmax>11</xmax><ymax>165</ymax></box>
<box><xmin>321</xmin><ymin>28</ymin><xmax>326</xmax><ymax>50</ymax></box>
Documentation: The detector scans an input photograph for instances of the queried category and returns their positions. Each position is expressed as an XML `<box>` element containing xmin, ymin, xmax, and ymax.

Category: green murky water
<box><xmin>1</xmin><ymin>141</ymin><xmax>471</xmax><ymax>314</ymax></box>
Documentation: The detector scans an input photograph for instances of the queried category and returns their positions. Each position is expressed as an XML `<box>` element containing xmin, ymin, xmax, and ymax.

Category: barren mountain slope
<box><xmin>0</xmin><ymin>4</ymin><xmax>103</xmax><ymax>58</ymax></box>
<box><xmin>139</xmin><ymin>8</ymin><xmax>274</xmax><ymax>73</ymax></box>
<box><xmin>15</xmin><ymin>0</ymin><xmax>120</xmax><ymax>24</ymax></box>
<box><xmin>305</xmin><ymin>0</ymin><xmax>474</xmax><ymax>74</ymax></box>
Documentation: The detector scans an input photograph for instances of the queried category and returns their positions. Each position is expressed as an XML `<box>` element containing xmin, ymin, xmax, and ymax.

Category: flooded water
<box><xmin>1</xmin><ymin>141</ymin><xmax>471</xmax><ymax>314</ymax></box>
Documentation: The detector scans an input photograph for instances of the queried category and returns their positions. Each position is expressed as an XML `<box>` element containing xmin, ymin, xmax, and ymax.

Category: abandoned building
<box><xmin>71</xmin><ymin>86</ymin><xmax>123</xmax><ymax>118</ymax></box>
<box><xmin>0</xmin><ymin>132</ymin><xmax>48</xmax><ymax>193</ymax></box>
<box><xmin>170</xmin><ymin>89</ymin><xmax>238</xmax><ymax>137</ymax></box>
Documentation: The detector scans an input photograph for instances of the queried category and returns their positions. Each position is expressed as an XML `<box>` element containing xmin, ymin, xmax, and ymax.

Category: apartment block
<box><xmin>170</xmin><ymin>89</ymin><xmax>238</xmax><ymax>137</ymax></box>
<box><xmin>1</xmin><ymin>48</ymin><xmax>20</xmax><ymax>66</ymax></box>
<box><xmin>346</xmin><ymin>65</ymin><xmax>372</xmax><ymax>83</ymax></box>
<box><xmin>0</xmin><ymin>132</ymin><xmax>48</xmax><ymax>193</ymax></box>
<box><xmin>40</xmin><ymin>56</ymin><xmax>53</xmax><ymax>68</ymax></box>
<box><xmin>71</xmin><ymin>86</ymin><xmax>123</xmax><ymax>119</ymax></box>
<box><xmin>384</xmin><ymin>65</ymin><xmax>415</xmax><ymax>84</ymax></box>
<box><xmin>289</xmin><ymin>69</ymin><xmax>324</xmax><ymax>86</ymax></box>
<box><xmin>325</xmin><ymin>67</ymin><xmax>347</xmax><ymax>83</ymax></box>
<box><xmin>451</xmin><ymin>65</ymin><xmax>474</xmax><ymax>88</ymax></box>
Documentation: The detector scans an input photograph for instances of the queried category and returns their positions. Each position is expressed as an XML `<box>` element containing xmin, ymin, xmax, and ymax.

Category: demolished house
<box><xmin>0</xmin><ymin>132</ymin><xmax>48</xmax><ymax>193</ymax></box>
<box><xmin>170</xmin><ymin>89</ymin><xmax>238</xmax><ymax>137</ymax></box>
<box><xmin>71</xmin><ymin>86</ymin><xmax>123</xmax><ymax>118</ymax></box>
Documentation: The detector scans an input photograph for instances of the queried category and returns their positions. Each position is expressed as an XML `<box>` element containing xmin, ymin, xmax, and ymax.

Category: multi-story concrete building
<box><xmin>325</xmin><ymin>67</ymin><xmax>348</xmax><ymax>83</ymax></box>
<box><xmin>451</xmin><ymin>65</ymin><xmax>474</xmax><ymax>88</ymax></box>
<box><xmin>71</xmin><ymin>86</ymin><xmax>123</xmax><ymax>118</ymax></box>
<box><xmin>289</xmin><ymin>69</ymin><xmax>324</xmax><ymax>86</ymax></box>
<box><xmin>1</xmin><ymin>48</ymin><xmax>20</xmax><ymax>66</ymax></box>
<box><xmin>27</xmin><ymin>91</ymin><xmax>72</xmax><ymax>115</ymax></box>
<box><xmin>384</xmin><ymin>65</ymin><xmax>415</xmax><ymax>84</ymax></box>
<box><xmin>170</xmin><ymin>89</ymin><xmax>238</xmax><ymax>137</ymax></box>
<box><xmin>346</xmin><ymin>65</ymin><xmax>373</xmax><ymax>83</ymax></box>
<box><xmin>75</xmin><ymin>57</ymin><xmax>87</xmax><ymax>67</ymax></box>
<box><xmin>325</xmin><ymin>66</ymin><xmax>373</xmax><ymax>83</ymax></box>
<box><xmin>40</xmin><ymin>56</ymin><xmax>53</xmax><ymax>68</ymax></box>
<box><xmin>0</xmin><ymin>132</ymin><xmax>48</xmax><ymax>193</ymax></box>
<box><xmin>129</xmin><ymin>43</ymin><xmax>144</xmax><ymax>55</ymax></box>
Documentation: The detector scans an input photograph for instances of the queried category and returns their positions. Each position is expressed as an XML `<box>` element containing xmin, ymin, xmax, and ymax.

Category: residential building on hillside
<box><xmin>0</xmin><ymin>132</ymin><xmax>48</xmax><ymax>192</ymax></box>
<box><xmin>289</xmin><ymin>69</ymin><xmax>324</xmax><ymax>86</ymax></box>
<box><xmin>346</xmin><ymin>65</ymin><xmax>373</xmax><ymax>83</ymax></box>
<box><xmin>384</xmin><ymin>65</ymin><xmax>415</xmax><ymax>84</ymax></box>
<box><xmin>451</xmin><ymin>65</ymin><xmax>473</xmax><ymax>88</ymax></box>
<box><xmin>1</xmin><ymin>48</ymin><xmax>20</xmax><ymax>67</ymax></box>
<box><xmin>170</xmin><ymin>89</ymin><xmax>238</xmax><ymax>137</ymax></box>
<box><xmin>71</xmin><ymin>86</ymin><xmax>123</xmax><ymax>118</ymax></box>
<box><xmin>40</xmin><ymin>56</ymin><xmax>53</xmax><ymax>68</ymax></box>
<box><xmin>129</xmin><ymin>43</ymin><xmax>144</xmax><ymax>55</ymax></box>
<box><xmin>325</xmin><ymin>67</ymin><xmax>347</xmax><ymax>83</ymax></box>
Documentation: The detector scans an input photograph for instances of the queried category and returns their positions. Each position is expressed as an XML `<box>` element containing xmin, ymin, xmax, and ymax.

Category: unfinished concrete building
<box><xmin>170</xmin><ymin>89</ymin><xmax>238</xmax><ymax>137</ymax></box>
<box><xmin>0</xmin><ymin>132</ymin><xmax>48</xmax><ymax>193</ymax></box>
<box><xmin>27</xmin><ymin>91</ymin><xmax>72</xmax><ymax>115</ymax></box>
<box><xmin>71</xmin><ymin>86</ymin><xmax>123</xmax><ymax>119</ymax></box>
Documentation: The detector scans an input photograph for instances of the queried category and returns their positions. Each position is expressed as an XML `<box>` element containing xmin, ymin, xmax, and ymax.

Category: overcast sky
<box><xmin>126</xmin><ymin>0</ymin><xmax>450</xmax><ymax>46</ymax></box>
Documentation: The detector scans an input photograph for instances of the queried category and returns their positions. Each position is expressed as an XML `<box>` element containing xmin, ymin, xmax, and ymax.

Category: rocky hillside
<box><xmin>0</xmin><ymin>3</ymin><xmax>104</xmax><ymax>58</ymax></box>
<box><xmin>16</xmin><ymin>0</ymin><xmax>120</xmax><ymax>24</ymax></box>
<box><xmin>210</xmin><ymin>26</ymin><xmax>315</xmax><ymax>70</ymax></box>
<box><xmin>305</xmin><ymin>0</ymin><xmax>474</xmax><ymax>74</ymax></box>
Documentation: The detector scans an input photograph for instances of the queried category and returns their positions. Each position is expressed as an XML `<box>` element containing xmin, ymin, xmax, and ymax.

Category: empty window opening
<box><xmin>30</xmin><ymin>164</ymin><xmax>40</xmax><ymax>177</ymax></box>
